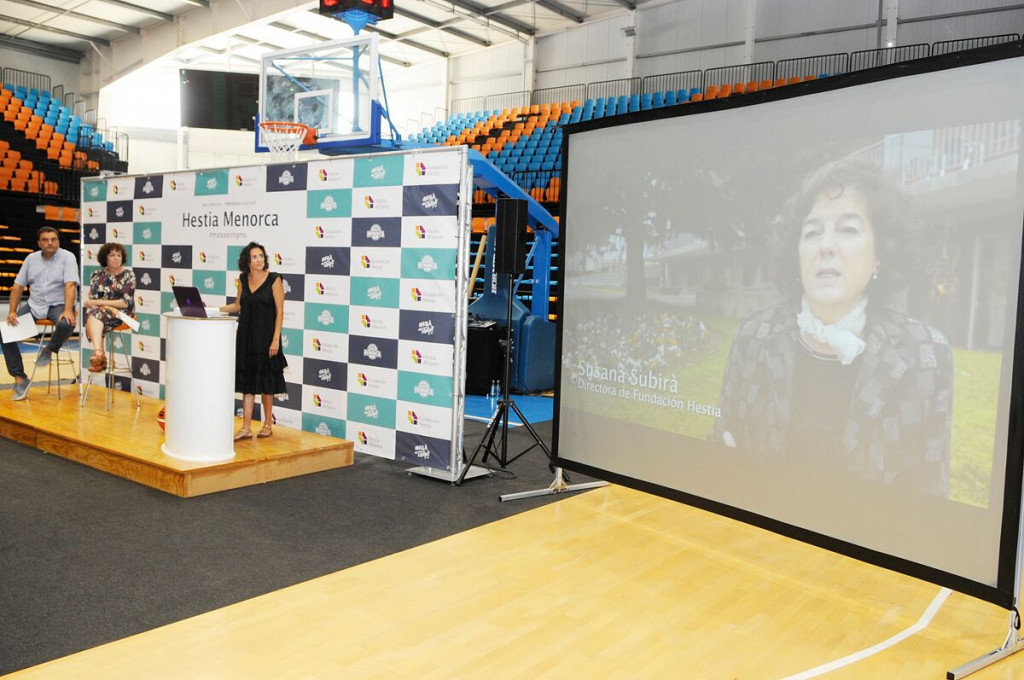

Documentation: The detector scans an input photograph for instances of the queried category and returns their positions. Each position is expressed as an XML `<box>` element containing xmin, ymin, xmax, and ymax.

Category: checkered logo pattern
<box><xmin>81</xmin><ymin>148</ymin><xmax>468</xmax><ymax>469</ymax></box>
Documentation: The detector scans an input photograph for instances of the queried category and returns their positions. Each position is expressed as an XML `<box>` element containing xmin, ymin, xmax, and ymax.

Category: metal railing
<box><xmin>532</xmin><ymin>84</ymin><xmax>586</xmax><ymax>106</ymax></box>
<box><xmin>931</xmin><ymin>33</ymin><xmax>1019</xmax><ymax>56</ymax></box>
<box><xmin>429</xmin><ymin>32</ymin><xmax>1021</xmax><ymax>135</ymax></box>
<box><xmin>702</xmin><ymin>61</ymin><xmax>774</xmax><ymax>88</ymax></box>
<box><xmin>586</xmin><ymin>77</ymin><xmax>641</xmax><ymax>100</ymax></box>
<box><xmin>486</xmin><ymin>90</ymin><xmax>530</xmax><ymax>112</ymax></box>
<box><xmin>776</xmin><ymin>52</ymin><xmax>849</xmax><ymax>80</ymax></box>
<box><xmin>1</xmin><ymin>68</ymin><xmax>50</xmax><ymax>95</ymax></box>
<box><xmin>641</xmin><ymin>69</ymin><xmax>702</xmax><ymax>96</ymax></box>
<box><xmin>850</xmin><ymin>43</ymin><xmax>930</xmax><ymax>71</ymax></box>
<box><xmin>451</xmin><ymin>96</ymin><xmax>485</xmax><ymax>115</ymax></box>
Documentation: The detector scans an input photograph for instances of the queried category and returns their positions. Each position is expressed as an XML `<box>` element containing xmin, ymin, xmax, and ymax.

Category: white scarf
<box><xmin>796</xmin><ymin>297</ymin><xmax>868</xmax><ymax>365</ymax></box>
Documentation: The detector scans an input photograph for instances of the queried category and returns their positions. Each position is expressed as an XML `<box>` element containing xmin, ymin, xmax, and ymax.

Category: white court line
<box><xmin>780</xmin><ymin>587</ymin><xmax>952</xmax><ymax>680</ymax></box>
<box><xmin>465</xmin><ymin>414</ymin><xmax>522</xmax><ymax>426</ymax></box>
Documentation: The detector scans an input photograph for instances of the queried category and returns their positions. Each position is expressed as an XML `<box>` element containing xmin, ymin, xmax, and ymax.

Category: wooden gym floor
<box><xmin>6</xmin><ymin>484</ymin><xmax>1024</xmax><ymax>679</ymax></box>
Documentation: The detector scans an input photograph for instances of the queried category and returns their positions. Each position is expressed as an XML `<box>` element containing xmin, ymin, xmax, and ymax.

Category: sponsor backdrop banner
<box><xmin>81</xmin><ymin>148</ymin><xmax>469</xmax><ymax>470</ymax></box>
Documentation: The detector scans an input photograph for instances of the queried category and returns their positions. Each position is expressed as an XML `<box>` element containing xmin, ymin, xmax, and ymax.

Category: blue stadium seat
<box><xmin>652</xmin><ymin>92</ymin><xmax>664</xmax><ymax>108</ymax></box>
<box><xmin>629</xmin><ymin>94</ymin><xmax>641</xmax><ymax>112</ymax></box>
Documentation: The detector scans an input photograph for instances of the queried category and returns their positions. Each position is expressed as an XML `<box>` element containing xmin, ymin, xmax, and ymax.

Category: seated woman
<box><xmin>82</xmin><ymin>242</ymin><xmax>136</xmax><ymax>372</ymax></box>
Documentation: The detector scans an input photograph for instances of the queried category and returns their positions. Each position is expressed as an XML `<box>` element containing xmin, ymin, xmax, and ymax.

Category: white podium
<box><xmin>161</xmin><ymin>313</ymin><xmax>237</xmax><ymax>462</ymax></box>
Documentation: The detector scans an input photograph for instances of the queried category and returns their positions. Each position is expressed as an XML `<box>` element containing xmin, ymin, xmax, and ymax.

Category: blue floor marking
<box><xmin>464</xmin><ymin>394</ymin><xmax>553</xmax><ymax>426</ymax></box>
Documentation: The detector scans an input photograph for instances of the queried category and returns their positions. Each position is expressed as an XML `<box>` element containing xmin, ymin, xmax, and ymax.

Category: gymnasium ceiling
<box><xmin>0</xmin><ymin>0</ymin><xmax>638</xmax><ymax>71</ymax></box>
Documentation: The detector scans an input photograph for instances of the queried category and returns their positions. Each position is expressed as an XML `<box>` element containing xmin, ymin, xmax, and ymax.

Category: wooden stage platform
<box><xmin>0</xmin><ymin>383</ymin><xmax>353</xmax><ymax>497</ymax></box>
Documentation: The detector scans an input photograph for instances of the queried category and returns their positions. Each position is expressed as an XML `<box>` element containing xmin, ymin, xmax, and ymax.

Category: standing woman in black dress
<box><xmin>220</xmin><ymin>242</ymin><xmax>287</xmax><ymax>441</ymax></box>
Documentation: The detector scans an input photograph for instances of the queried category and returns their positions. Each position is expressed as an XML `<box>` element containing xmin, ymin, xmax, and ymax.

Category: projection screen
<box><xmin>555</xmin><ymin>43</ymin><xmax>1024</xmax><ymax>606</ymax></box>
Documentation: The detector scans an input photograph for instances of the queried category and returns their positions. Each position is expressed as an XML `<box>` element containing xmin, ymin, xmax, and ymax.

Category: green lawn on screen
<box><xmin>565</xmin><ymin>315</ymin><xmax>999</xmax><ymax>508</ymax></box>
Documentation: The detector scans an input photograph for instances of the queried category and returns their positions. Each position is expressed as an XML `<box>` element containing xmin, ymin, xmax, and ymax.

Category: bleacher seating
<box><xmin>407</xmin><ymin>70</ymin><xmax>832</xmax><ymax>214</ymax></box>
<box><xmin>0</xmin><ymin>78</ymin><xmax>125</xmax><ymax>294</ymax></box>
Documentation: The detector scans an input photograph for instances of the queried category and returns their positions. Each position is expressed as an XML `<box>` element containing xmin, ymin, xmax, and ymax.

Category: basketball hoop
<box><xmin>259</xmin><ymin>121</ymin><xmax>312</xmax><ymax>162</ymax></box>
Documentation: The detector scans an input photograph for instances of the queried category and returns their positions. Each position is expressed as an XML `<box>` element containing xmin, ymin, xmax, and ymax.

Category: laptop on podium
<box><xmin>171</xmin><ymin>285</ymin><xmax>213</xmax><ymax>318</ymax></box>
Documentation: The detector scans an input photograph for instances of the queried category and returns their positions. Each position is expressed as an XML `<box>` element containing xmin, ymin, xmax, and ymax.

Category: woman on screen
<box><xmin>82</xmin><ymin>242</ymin><xmax>135</xmax><ymax>373</ymax></box>
<box><xmin>220</xmin><ymin>242</ymin><xmax>287</xmax><ymax>441</ymax></box>
<box><xmin>710</xmin><ymin>159</ymin><xmax>952</xmax><ymax>495</ymax></box>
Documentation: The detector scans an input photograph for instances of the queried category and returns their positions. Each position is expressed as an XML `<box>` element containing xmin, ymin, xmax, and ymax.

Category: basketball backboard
<box><xmin>257</xmin><ymin>34</ymin><xmax>382</xmax><ymax>153</ymax></box>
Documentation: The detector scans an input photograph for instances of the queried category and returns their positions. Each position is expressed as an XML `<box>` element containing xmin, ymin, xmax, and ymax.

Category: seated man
<box><xmin>4</xmin><ymin>227</ymin><xmax>80</xmax><ymax>401</ymax></box>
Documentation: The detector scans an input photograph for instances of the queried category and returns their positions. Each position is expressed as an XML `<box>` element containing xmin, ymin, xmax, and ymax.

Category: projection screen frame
<box><xmin>553</xmin><ymin>40</ymin><xmax>1024</xmax><ymax>610</ymax></box>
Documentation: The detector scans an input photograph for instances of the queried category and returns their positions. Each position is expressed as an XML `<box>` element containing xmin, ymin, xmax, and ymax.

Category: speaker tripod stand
<box><xmin>455</xmin><ymin>270</ymin><xmax>607</xmax><ymax>501</ymax></box>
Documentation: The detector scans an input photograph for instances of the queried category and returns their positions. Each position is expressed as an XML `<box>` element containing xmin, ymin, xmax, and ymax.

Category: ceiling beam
<box><xmin>394</xmin><ymin>7</ymin><xmax>491</xmax><ymax>47</ymax></box>
<box><xmin>268</xmin><ymin>22</ymin><xmax>415</xmax><ymax>67</ymax></box>
<box><xmin>176</xmin><ymin>0</ymin><xmax>210</xmax><ymax>6</ymax></box>
<box><xmin>535</xmin><ymin>0</ymin><xmax>586</xmax><ymax>23</ymax></box>
<box><xmin>0</xmin><ymin>33</ymin><xmax>83</xmax><ymax>63</ymax></box>
<box><xmin>197</xmin><ymin>45</ymin><xmax>260</xmax><ymax>65</ymax></box>
<box><xmin>443</xmin><ymin>0</ymin><xmax>536</xmax><ymax>36</ymax></box>
<box><xmin>0</xmin><ymin>13</ymin><xmax>111</xmax><ymax>46</ymax></box>
<box><xmin>90</xmin><ymin>0</ymin><xmax>174</xmax><ymax>22</ymax></box>
<box><xmin>299</xmin><ymin>14</ymin><xmax>452</xmax><ymax>61</ymax></box>
<box><xmin>230</xmin><ymin>33</ymin><xmax>286</xmax><ymax>53</ymax></box>
<box><xmin>354</xmin><ymin>24</ymin><xmax>450</xmax><ymax>59</ymax></box>
<box><xmin>5</xmin><ymin>0</ymin><xmax>141</xmax><ymax>34</ymax></box>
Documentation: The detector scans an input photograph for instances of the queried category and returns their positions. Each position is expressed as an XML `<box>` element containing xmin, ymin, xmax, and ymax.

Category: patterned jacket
<box><xmin>710</xmin><ymin>302</ymin><xmax>952</xmax><ymax>496</ymax></box>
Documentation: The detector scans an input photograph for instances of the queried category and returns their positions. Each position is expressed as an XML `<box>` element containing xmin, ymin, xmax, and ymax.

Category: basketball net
<box><xmin>259</xmin><ymin>121</ymin><xmax>311</xmax><ymax>162</ymax></box>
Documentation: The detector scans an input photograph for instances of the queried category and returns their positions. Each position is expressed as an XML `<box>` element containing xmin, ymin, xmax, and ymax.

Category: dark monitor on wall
<box><xmin>180</xmin><ymin>69</ymin><xmax>259</xmax><ymax>131</ymax></box>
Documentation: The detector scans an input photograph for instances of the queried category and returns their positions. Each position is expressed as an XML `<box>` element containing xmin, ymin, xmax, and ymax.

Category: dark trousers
<box><xmin>1</xmin><ymin>303</ymin><xmax>74</xmax><ymax>380</ymax></box>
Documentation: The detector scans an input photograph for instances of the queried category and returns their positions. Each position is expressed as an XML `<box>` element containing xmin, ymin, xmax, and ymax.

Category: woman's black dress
<box><xmin>235</xmin><ymin>272</ymin><xmax>287</xmax><ymax>395</ymax></box>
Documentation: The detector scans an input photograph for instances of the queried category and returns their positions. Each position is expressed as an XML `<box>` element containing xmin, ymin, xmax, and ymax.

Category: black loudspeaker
<box><xmin>465</xmin><ymin>320</ymin><xmax>505</xmax><ymax>394</ymax></box>
<box><xmin>494</xmin><ymin>198</ymin><xmax>528</xmax><ymax>274</ymax></box>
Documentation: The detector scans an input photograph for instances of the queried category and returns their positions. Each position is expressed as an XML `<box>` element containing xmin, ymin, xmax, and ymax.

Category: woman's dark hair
<box><xmin>774</xmin><ymin>158</ymin><xmax>909</xmax><ymax>302</ymax></box>
<box><xmin>238</xmin><ymin>242</ymin><xmax>268</xmax><ymax>274</ymax></box>
<box><xmin>97</xmin><ymin>242</ymin><xmax>127</xmax><ymax>268</ymax></box>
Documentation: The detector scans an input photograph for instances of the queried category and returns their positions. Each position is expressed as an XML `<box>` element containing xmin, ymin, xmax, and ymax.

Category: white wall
<box><xmin>898</xmin><ymin>0</ymin><xmax>1024</xmax><ymax>45</ymax></box>
<box><xmin>379</xmin><ymin>60</ymin><xmax>447</xmax><ymax>137</ymax></box>
<box><xmin>99</xmin><ymin>62</ymin><xmax>180</xmax><ymax>130</ymax></box>
<box><xmin>536</xmin><ymin>13</ymin><xmax>635</xmax><ymax>89</ymax></box>
<box><xmin>448</xmin><ymin>41</ymin><xmax>530</xmax><ymax>108</ymax></box>
<box><xmin>0</xmin><ymin>48</ymin><xmax>82</xmax><ymax>97</ymax></box>
<box><xmin>98</xmin><ymin>60</ymin><xmax>267</xmax><ymax>174</ymax></box>
<box><xmin>528</xmin><ymin>0</ymin><xmax>1024</xmax><ymax>92</ymax></box>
